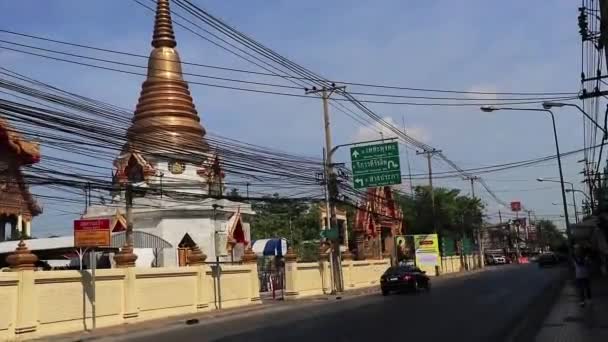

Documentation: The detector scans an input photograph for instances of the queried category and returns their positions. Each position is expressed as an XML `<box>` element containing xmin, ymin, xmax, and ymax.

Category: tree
<box><xmin>250</xmin><ymin>194</ymin><xmax>320</xmax><ymax>245</ymax></box>
<box><xmin>536</xmin><ymin>219</ymin><xmax>567</xmax><ymax>252</ymax></box>
<box><xmin>227</xmin><ymin>188</ymin><xmax>242</xmax><ymax>199</ymax></box>
<box><xmin>396</xmin><ymin>186</ymin><xmax>484</xmax><ymax>238</ymax></box>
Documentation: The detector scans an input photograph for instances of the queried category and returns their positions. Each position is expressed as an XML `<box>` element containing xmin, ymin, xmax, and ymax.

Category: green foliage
<box><xmin>395</xmin><ymin>186</ymin><xmax>484</xmax><ymax>238</ymax></box>
<box><xmin>536</xmin><ymin>219</ymin><xmax>567</xmax><ymax>251</ymax></box>
<box><xmin>227</xmin><ymin>188</ymin><xmax>242</xmax><ymax>199</ymax></box>
<box><xmin>251</xmin><ymin>193</ymin><xmax>320</xmax><ymax>245</ymax></box>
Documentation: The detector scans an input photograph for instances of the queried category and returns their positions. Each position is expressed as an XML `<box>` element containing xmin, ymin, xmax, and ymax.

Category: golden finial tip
<box><xmin>152</xmin><ymin>0</ymin><xmax>177</xmax><ymax>48</ymax></box>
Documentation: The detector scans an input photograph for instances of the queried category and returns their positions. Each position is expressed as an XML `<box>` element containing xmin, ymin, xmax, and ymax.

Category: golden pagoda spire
<box><xmin>125</xmin><ymin>0</ymin><xmax>207</xmax><ymax>160</ymax></box>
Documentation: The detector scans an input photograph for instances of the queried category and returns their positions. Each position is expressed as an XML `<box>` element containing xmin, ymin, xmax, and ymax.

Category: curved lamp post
<box><xmin>538</xmin><ymin>178</ymin><xmax>579</xmax><ymax>224</ymax></box>
<box><xmin>480</xmin><ymin>106</ymin><xmax>572</xmax><ymax>244</ymax></box>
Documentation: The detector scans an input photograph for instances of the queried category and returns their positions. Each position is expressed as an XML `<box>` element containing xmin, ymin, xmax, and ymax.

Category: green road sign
<box><xmin>350</xmin><ymin>142</ymin><xmax>402</xmax><ymax>189</ymax></box>
<box><xmin>320</xmin><ymin>227</ymin><xmax>339</xmax><ymax>240</ymax></box>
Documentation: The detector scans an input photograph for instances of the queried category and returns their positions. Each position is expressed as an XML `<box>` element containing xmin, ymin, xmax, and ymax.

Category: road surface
<box><xmin>121</xmin><ymin>264</ymin><xmax>564</xmax><ymax>342</ymax></box>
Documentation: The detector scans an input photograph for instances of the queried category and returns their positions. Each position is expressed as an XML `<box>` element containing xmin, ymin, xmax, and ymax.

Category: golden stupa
<box><xmin>125</xmin><ymin>0</ymin><xmax>207</xmax><ymax>159</ymax></box>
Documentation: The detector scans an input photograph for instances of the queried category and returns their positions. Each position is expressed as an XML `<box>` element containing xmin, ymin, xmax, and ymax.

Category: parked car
<box><xmin>485</xmin><ymin>254</ymin><xmax>507</xmax><ymax>265</ymax></box>
<box><xmin>538</xmin><ymin>253</ymin><xmax>560</xmax><ymax>267</ymax></box>
<box><xmin>380</xmin><ymin>265</ymin><xmax>430</xmax><ymax>296</ymax></box>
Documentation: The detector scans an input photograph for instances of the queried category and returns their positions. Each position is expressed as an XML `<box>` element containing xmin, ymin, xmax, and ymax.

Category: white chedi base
<box><xmin>84</xmin><ymin>196</ymin><xmax>253</xmax><ymax>268</ymax></box>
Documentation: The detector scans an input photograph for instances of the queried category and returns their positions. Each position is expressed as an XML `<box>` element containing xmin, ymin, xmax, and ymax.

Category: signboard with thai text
<box><xmin>74</xmin><ymin>219</ymin><xmax>111</xmax><ymax>248</ymax></box>
<box><xmin>510</xmin><ymin>201</ymin><xmax>521</xmax><ymax>212</ymax></box>
<box><xmin>350</xmin><ymin>142</ymin><xmax>402</xmax><ymax>189</ymax></box>
<box><xmin>413</xmin><ymin>234</ymin><xmax>439</xmax><ymax>275</ymax></box>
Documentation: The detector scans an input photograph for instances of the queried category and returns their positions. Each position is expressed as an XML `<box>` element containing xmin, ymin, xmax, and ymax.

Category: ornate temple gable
<box><xmin>353</xmin><ymin>186</ymin><xmax>403</xmax><ymax>237</ymax></box>
<box><xmin>0</xmin><ymin>118</ymin><xmax>42</xmax><ymax>220</ymax></box>
<box><xmin>0</xmin><ymin>117</ymin><xmax>40</xmax><ymax>165</ymax></box>
<box><xmin>226</xmin><ymin>208</ymin><xmax>247</xmax><ymax>246</ymax></box>
<box><xmin>197</xmin><ymin>152</ymin><xmax>225</xmax><ymax>195</ymax></box>
<box><xmin>114</xmin><ymin>152</ymin><xmax>156</xmax><ymax>185</ymax></box>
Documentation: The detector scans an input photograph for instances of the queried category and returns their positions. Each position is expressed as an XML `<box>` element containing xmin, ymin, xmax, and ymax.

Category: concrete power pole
<box><xmin>416</xmin><ymin>149</ymin><xmax>441</xmax><ymax>234</ymax></box>
<box><xmin>305</xmin><ymin>84</ymin><xmax>346</xmax><ymax>293</ymax></box>
<box><xmin>465</xmin><ymin>176</ymin><xmax>484</xmax><ymax>268</ymax></box>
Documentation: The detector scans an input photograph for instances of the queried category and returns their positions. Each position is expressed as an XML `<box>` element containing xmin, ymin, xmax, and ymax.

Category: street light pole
<box><xmin>543</xmin><ymin>101</ymin><xmax>607</xmax><ymax>210</ymax></box>
<box><xmin>538</xmin><ymin>178</ymin><xmax>579</xmax><ymax>223</ymax></box>
<box><xmin>481</xmin><ymin>106</ymin><xmax>572</xmax><ymax>247</ymax></box>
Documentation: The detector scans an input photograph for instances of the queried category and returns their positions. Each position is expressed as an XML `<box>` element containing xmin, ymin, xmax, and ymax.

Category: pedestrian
<box><xmin>573</xmin><ymin>246</ymin><xmax>592</xmax><ymax>307</ymax></box>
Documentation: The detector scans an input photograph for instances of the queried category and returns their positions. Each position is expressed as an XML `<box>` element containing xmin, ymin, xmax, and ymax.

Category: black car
<box><xmin>380</xmin><ymin>265</ymin><xmax>430</xmax><ymax>296</ymax></box>
<box><xmin>537</xmin><ymin>253</ymin><xmax>559</xmax><ymax>267</ymax></box>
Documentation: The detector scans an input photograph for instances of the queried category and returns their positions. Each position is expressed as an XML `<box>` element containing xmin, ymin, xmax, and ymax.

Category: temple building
<box><xmin>84</xmin><ymin>0</ymin><xmax>253</xmax><ymax>267</ymax></box>
<box><xmin>0</xmin><ymin>117</ymin><xmax>42</xmax><ymax>241</ymax></box>
<box><xmin>352</xmin><ymin>186</ymin><xmax>403</xmax><ymax>260</ymax></box>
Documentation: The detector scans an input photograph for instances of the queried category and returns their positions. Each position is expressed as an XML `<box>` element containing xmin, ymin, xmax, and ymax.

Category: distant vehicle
<box><xmin>486</xmin><ymin>254</ymin><xmax>507</xmax><ymax>265</ymax></box>
<box><xmin>380</xmin><ymin>265</ymin><xmax>430</xmax><ymax>296</ymax></box>
<box><xmin>538</xmin><ymin>253</ymin><xmax>559</xmax><ymax>267</ymax></box>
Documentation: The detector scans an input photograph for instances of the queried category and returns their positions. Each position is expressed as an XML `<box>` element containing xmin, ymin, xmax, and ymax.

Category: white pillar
<box><xmin>16</xmin><ymin>214</ymin><xmax>23</xmax><ymax>233</ymax></box>
<box><xmin>0</xmin><ymin>220</ymin><xmax>5</xmax><ymax>242</ymax></box>
<box><xmin>24</xmin><ymin>221</ymin><xmax>31</xmax><ymax>237</ymax></box>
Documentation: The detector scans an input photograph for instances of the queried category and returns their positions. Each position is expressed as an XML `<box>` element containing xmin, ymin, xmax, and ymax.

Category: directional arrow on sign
<box><xmin>355</xmin><ymin>178</ymin><xmax>364</xmax><ymax>186</ymax></box>
<box><xmin>388</xmin><ymin>160</ymin><xmax>399</xmax><ymax>169</ymax></box>
<box><xmin>352</xmin><ymin>150</ymin><xmax>360</xmax><ymax>159</ymax></box>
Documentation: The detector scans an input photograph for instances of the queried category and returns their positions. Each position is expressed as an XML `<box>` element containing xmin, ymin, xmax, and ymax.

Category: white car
<box><xmin>487</xmin><ymin>254</ymin><xmax>506</xmax><ymax>265</ymax></box>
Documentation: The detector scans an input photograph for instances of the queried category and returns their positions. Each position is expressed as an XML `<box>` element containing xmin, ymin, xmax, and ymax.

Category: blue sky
<box><xmin>0</xmin><ymin>0</ymin><xmax>589</xmax><ymax>236</ymax></box>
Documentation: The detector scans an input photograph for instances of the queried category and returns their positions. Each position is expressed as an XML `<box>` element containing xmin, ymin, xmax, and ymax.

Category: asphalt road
<box><xmin>121</xmin><ymin>264</ymin><xmax>564</xmax><ymax>342</ymax></box>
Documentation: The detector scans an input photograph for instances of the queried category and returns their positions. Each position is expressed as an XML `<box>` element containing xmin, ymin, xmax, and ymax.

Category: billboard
<box><xmin>395</xmin><ymin>235</ymin><xmax>415</xmax><ymax>264</ymax></box>
<box><xmin>510</xmin><ymin>201</ymin><xmax>521</xmax><ymax>212</ymax></box>
<box><xmin>414</xmin><ymin>234</ymin><xmax>439</xmax><ymax>275</ymax></box>
<box><xmin>74</xmin><ymin>219</ymin><xmax>110</xmax><ymax>248</ymax></box>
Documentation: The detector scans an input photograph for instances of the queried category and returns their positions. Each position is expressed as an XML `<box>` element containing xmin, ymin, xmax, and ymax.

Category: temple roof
<box><xmin>0</xmin><ymin>117</ymin><xmax>42</xmax><ymax>218</ymax></box>
<box><xmin>125</xmin><ymin>0</ymin><xmax>208</xmax><ymax>160</ymax></box>
<box><xmin>0</xmin><ymin>117</ymin><xmax>40</xmax><ymax>165</ymax></box>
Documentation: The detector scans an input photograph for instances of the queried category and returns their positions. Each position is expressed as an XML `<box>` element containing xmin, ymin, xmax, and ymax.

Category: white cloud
<box><xmin>353</xmin><ymin>116</ymin><xmax>430</xmax><ymax>143</ymax></box>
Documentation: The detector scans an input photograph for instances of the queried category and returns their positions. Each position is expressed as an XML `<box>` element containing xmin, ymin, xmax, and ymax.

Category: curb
<box><xmin>502</xmin><ymin>267</ymin><xmax>568</xmax><ymax>342</ymax></box>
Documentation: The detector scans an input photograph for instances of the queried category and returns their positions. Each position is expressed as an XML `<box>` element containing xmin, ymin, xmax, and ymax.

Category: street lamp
<box><xmin>541</xmin><ymin>102</ymin><xmax>607</xmax><ymax>137</ymax></box>
<box><xmin>481</xmin><ymin>106</ymin><xmax>572</xmax><ymax>245</ymax></box>
<box><xmin>538</xmin><ymin>178</ymin><xmax>579</xmax><ymax>223</ymax></box>
<box><xmin>565</xmin><ymin>188</ymin><xmax>591</xmax><ymax>200</ymax></box>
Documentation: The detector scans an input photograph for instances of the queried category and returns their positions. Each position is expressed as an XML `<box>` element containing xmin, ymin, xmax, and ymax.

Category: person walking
<box><xmin>573</xmin><ymin>246</ymin><xmax>592</xmax><ymax>307</ymax></box>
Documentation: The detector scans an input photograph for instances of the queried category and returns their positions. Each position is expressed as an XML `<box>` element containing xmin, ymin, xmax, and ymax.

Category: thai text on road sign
<box><xmin>350</xmin><ymin>142</ymin><xmax>402</xmax><ymax>189</ymax></box>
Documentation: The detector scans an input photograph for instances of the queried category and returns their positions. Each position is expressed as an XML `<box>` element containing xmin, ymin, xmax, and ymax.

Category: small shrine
<box><xmin>0</xmin><ymin>117</ymin><xmax>42</xmax><ymax>241</ymax></box>
<box><xmin>352</xmin><ymin>186</ymin><xmax>403</xmax><ymax>259</ymax></box>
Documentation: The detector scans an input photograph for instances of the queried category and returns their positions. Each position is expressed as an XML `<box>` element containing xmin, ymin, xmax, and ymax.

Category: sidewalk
<box><xmin>535</xmin><ymin>276</ymin><xmax>608</xmax><ymax>342</ymax></box>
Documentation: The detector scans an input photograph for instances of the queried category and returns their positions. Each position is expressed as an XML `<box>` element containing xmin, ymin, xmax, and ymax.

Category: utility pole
<box><xmin>465</xmin><ymin>176</ymin><xmax>483</xmax><ymax>268</ymax></box>
<box><xmin>402</xmin><ymin>115</ymin><xmax>414</xmax><ymax>195</ymax></box>
<box><xmin>526</xmin><ymin>209</ymin><xmax>533</xmax><ymax>251</ymax></box>
<box><xmin>306</xmin><ymin>84</ymin><xmax>346</xmax><ymax>293</ymax></box>
<box><xmin>416</xmin><ymin>149</ymin><xmax>441</xmax><ymax>233</ymax></box>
